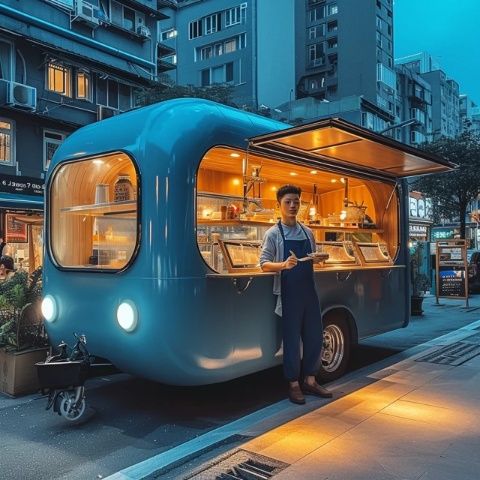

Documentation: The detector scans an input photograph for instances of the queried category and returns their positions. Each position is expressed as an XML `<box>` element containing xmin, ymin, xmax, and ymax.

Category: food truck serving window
<box><xmin>196</xmin><ymin>146</ymin><xmax>400</xmax><ymax>273</ymax></box>
<box><xmin>50</xmin><ymin>153</ymin><xmax>138</xmax><ymax>270</ymax></box>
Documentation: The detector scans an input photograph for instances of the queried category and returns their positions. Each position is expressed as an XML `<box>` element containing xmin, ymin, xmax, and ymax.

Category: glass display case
<box><xmin>218</xmin><ymin>240</ymin><xmax>262</xmax><ymax>273</ymax></box>
<box><xmin>355</xmin><ymin>242</ymin><xmax>393</xmax><ymax>265</ymax></box>
<box><xmin>50</xmin><ymin>153</ymin><xmax>138</xmax><ymax>270</ymax></box>
<box><xmin>316</xmin><ymin>241</ymin><xmax>359</xmax><ymax>265</ymax></box>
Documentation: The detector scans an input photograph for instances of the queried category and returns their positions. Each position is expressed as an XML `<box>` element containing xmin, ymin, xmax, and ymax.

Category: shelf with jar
<box><xmin>61</xmin><ymin>200</ymin><xmax>137</xmax><ymax>218</ymax></box>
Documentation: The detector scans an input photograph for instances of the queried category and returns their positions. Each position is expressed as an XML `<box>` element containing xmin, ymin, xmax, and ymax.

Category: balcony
<box><xmin>376</xmin><ymin>63</ymin><xmax>396</xmax><ymax>92</ymax></box>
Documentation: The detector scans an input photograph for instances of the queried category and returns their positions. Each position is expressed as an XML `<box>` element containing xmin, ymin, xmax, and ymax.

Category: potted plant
<box><xmin>0</xmin><ymin>267</ymin><xmax>48</xmax><ymax>396</ymax></box>
<box><xmin>410</xmin><ymin>243</ymin><xmax>431</xmax><ymax>316</ymax></box>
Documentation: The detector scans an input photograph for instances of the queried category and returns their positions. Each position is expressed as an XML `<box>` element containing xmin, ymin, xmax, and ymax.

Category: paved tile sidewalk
<box><xmin>239</xmin><ymin>318</ymin><xmax>480</xmax><ymax>480</ymax></box>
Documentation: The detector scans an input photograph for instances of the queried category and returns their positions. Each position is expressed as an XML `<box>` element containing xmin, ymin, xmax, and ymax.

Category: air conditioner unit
<box><xmin>0</xmin><ymin>79</ymin><xmax>37</xmax><ymax>111</ymax></box>
<box><xmin>136</xmin><ymin>25</ymin><xmax>151</xmax><ymax>38</ymax></box>
<box><xmin>74</xmin><ymin>0</ymin><xmax>100</xmax><ymax>27</ymax></box>
<box><xmin>97</xmin><ymin>105</ymin><xmax>119</xmax><ymax>121</ymax></box>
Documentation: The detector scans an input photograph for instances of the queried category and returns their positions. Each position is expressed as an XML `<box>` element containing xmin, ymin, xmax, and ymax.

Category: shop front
<box><xmin>0</xmin><ymin>173</ymin><xmax>44</xmax><ymax>273</ymax></box>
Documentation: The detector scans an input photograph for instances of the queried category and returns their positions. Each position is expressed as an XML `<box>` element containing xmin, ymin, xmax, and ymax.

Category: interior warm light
<box><xmin>309</xmin><ymin>207</ymin><xmax>317</xmax><ymax>216</ymax></box>
<box><xmin>232</xmin><ymin>178</ymin><xmax>241</xmax><ymax>186</ymax></box>
<box><xmin>340</xmin><ymin>177</ymin><xmax>346</xmax><ymax>183</ymax></box>
<box><xmin>202</xmin><ymin>208</ymin><xmax>213</xmax><ymax>218</ymax></box>
<box><xmin>230</xmin><ymin>152</ymin><xmax>241</xmax><ymax>158</ymax></box>
<box><xmin>340</xmin><ymin>210</ymin><xmax>347</xmax><ymax>220</ymax></box>
<box><xmin>331</xmin><ymin>179</ymin><xmax>337</xmax><ymax>183</ymax></box>
<box><xmin>271</xmin><ymin>186</ymin><xmax>278</xmax><ymax>191</ymax></box>
<box><xmin>290</xmin><ymin>172</ymin><xmax>298</xmax><ymax>176</ymax></box>
<box><xmin>310</xmin><ymin>170</ymin><xmax>317</xmax><ymax>174</ymax></box>
<box><xmin>93</xmin><ymin>159</ymin><xmax>104</xmax><ymax>165</ymax></box>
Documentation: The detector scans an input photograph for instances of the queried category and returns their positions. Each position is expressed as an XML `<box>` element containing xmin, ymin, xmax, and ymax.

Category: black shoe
<box><xmin>302</xmin><ymin>381</ymin><xmax>333</xmax><ymax>398</ymax></box>
<box><xmin>288</xmin><ymin>384</ymin><xmax>306</xmax><ymax>404</ymax></box>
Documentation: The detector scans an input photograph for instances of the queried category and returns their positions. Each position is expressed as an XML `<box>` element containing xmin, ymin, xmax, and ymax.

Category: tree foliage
<box><xmin>412</xmin><ymin>130</ymin><xmax>480</xmax><ymax>238</ymax></box>
<box><xmin>136</xmin><ymin>82</ymin><xmax>237</xmax><ymax>108</ymax></box>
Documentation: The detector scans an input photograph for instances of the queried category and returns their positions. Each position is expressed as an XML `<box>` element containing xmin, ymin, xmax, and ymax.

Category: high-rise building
<box><xmin>0</xmin><ymin>0</ymin><xmax>174</xmax><ymax>269</ymax></box>
<box><xmin>165</xmin><ymin>0</ymin><xmax>396</xmax><ymax>132</ymax></box>
<box><xmin>294</xmin><ymin>0</ymin><xmax>396</xmax><ymax>131</ymax></box>
<box><xmin>460</xmin><ymin>94</ymin><xmax>480</xmax><ymax>135</ymax></box>
<box><xmin>395</xmin><ymin>63</ymin><xmax>433</xmax><ymax>145</ymax></box>
<box><xmin>162</xmin><ymin>0</ymin><xmax>296</xmax><ymax>109</ymax></box>
<box><xmin>396</xmin><ymin>52</ymin><xmax>460</xmax><ymax>139</ymax></box>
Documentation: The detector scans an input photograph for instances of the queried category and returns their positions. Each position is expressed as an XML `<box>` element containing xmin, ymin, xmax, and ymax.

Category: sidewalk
<box><xmin>182</xmin><ymin>297</ymin><xmax>480</xmax><ymax>480</ymax></box>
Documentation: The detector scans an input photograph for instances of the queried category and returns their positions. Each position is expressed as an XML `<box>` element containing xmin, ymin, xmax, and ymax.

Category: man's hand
<box><xmin>283</xmin><ymin>255</ymin><xmax>298</xmax><ymax>270</ymax></box>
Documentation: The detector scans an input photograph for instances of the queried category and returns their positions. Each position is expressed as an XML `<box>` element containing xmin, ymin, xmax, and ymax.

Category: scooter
<box><xmin>36</xmin><ymin>333</ymin><xmax>91</xmax><ymax>422</ymax></box>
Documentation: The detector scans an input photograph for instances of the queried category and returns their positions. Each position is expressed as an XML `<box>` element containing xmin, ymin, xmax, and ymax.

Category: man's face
<box><xmin>279</xmin><ymin>193</ymin><xmax>300</xmax><ymax>219</ymax></box>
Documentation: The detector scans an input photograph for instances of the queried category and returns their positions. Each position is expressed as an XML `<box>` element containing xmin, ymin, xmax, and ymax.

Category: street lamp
<box><xmin>379</xmin><ymin>118</ymin><xmax>418</xmax><ymax>135</ymax></box>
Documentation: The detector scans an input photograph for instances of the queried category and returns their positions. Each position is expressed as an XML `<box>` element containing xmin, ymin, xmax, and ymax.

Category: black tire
<box><xmin>316</xmin><ymin>315</ymin><xmax>351</xmax><ymax>383</ymax></box>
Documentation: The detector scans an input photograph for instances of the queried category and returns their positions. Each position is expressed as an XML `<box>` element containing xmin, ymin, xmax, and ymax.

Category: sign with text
<box><xmin>435</xmin><ymin>240</ymin><xmax>468</xmax><ymax>301</ymax></box>
<box><xmin>5</xmin><ymin>213</ymin><xmax>28</xmax><ymax>243</ymax></box>
<box><xmin>0</xmin><ymin>174</ymin><xmax>44</xmax><ymax>196</ymax></box>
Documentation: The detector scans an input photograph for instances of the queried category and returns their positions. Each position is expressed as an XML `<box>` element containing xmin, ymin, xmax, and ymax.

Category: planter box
<box><xmin>0</xmin><ymin>347</ymin><xmax>49</xmax><ymax>397</ymax></box>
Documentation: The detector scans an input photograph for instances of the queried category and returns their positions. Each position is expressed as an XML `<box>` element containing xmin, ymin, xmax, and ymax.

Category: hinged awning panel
<box><xmin>249</xmin><ymin>119</ymin><xmax>455</xmax><ymax>179</ymax></box>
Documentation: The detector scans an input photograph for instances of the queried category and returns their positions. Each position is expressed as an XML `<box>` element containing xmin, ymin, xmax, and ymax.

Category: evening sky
<box><xmin>394</xmin><ymin>0</ymin><xmax>480</xmax><ymax>104</ymax></box>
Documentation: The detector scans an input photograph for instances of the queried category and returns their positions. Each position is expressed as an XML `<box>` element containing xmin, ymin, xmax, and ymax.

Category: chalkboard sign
<box><xmin>435</xmin><ymin>240</ymin><xmax>468</xmax><ymax>301</ymax></box>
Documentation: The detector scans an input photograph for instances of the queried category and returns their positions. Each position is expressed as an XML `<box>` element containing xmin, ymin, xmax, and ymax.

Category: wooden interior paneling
<box><xmin>51</xmin><ymin>153</ymin><xmax>137</xmax><ymax>267</ymax></box>
<box><xmin>198</xmin><ymin>146</ymin><xmax>399</xmax><ymax>258</ymax></box>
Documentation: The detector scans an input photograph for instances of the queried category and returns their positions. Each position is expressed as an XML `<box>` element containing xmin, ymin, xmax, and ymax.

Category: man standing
<box><xmin>260</xmin><ymin>185</ymin><xmax>332</xmax><ymax>404</ymax></box>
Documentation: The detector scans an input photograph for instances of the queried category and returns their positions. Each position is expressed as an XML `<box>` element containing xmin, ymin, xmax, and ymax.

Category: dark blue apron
<box><xmin>278</xmin><ymin>221</ymin><xmax>323</xmax><ymax>381</ymax></box>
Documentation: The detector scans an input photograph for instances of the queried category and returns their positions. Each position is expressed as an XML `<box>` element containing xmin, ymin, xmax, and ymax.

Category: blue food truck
<box><xmin>41</xmin><ymin>99</ymin><xmax>452</xmax><ymax>392</ymax></box>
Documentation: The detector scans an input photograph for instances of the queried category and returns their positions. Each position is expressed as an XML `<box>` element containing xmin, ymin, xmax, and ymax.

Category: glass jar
<box><xmin>114</xmin><ymin>174</ymin><xmax>134</xmax><ymax>202</ymax></box>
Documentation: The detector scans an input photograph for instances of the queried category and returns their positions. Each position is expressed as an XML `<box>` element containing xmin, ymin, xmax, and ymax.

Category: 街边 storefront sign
<box><xmin>435</xmin><ymin>240</ymin><xmax>469</xmax><ymax>306</ymax></box>
<box><xmin>0</xmin><ymin>174</ymin><xmax>44</xmax><ymax>196</ymax></box>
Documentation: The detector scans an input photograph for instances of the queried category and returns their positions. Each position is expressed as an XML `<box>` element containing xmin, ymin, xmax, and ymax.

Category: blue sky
<box><xmin>394</xmin><ymin>0</ymin><xmax>480</xmax><ymax>104</ymax></box>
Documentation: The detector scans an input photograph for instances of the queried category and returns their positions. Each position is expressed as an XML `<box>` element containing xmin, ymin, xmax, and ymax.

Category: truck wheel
<box><xmin>317</xmin><ymin>316</ymin><xmax>351</xmax><ymax>382</ymax></box>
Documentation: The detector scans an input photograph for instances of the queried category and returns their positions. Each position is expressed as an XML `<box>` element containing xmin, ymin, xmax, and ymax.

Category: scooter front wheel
<box><xmin>59</xmin><ymin>390</ymin><xmax>86</xmax><ymax>421</ymax></box>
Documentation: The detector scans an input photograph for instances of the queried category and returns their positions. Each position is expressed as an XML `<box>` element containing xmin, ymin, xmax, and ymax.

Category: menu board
<box><xmin>436</xmin><ymin>240</ymin><xmax>468</xmax><ymax>300</ymax></box>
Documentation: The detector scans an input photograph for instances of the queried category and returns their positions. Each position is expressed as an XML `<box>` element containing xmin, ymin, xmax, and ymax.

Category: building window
<box><xmin>225</xmin><ymin>3</ymin><xmax>247</xmax><ymax>27</ymax></box>
<box><xmin>224</xmin><ymin>38</ymin><xmax>236</xmax><ymax>54</ymax></box>
<box><xmin>196</xmin><ymin>34</ymin><xmax>246</xmax><ymax>61</ymax></box>
<box><xmin>327</xmin><ymin>20</ymin><xmax>338</xmax><ymax>33</ymax></box>
<box><xmin>309</xmin><ymin>6</ymin><xmax>325</xmax><ymax>22</ymax></box>
<box><xmin>308</xmin><ymin>24</ymin><xmax>325</xmax><ymax>40</ymax></box>
<box><xmin>308</xmin><ymin>43</ymin><xmax>325</xmax><ymax>66</ymax></box>
<box><xmin>76</xmin><ymin>70</ymin><xmax>92</xmax><ymax>101</ymax></box>
<box><xmin>200</xmin><ymin>62</ymin><xmax>234</xmax><ymax>86</ymax></box>
<box><xmin>200</xmin><ymin>46</ymin><xmax>213</xmax><ymax>60</ymax></box>
<box><xmin>327</xmin><ymin>4</ymin><xmax>338</xmax><ymax>15</ymax></box>
<box><xmin>201</xmin><ymin>68</ymin><xmax>210</xmax><ymax>86</ymax></box>
<box><xmin>205</xmin><ymin>13</ymin><xmax>221</xmax><ymax>35</ymax></box>
<box><xmin>97</xmin><ymin>78</ymin><xmax>119</xmax><ymax>109</ymax></box>
<box><xmin>47</xmin><ymin>62</ymin><xmax>72</xmax><ymax>97</ymax></box>
<box><xmin>0</xmin><ymin>39</ymin><xmax>14</xmax><ymax>81</ymax></box>
<box><xmin>189</xmin><ymin>19</ymin><xmax>203</xmax><ymax>39</ymax></box>
<box><xmin>110</xmin><ymin>1</ymin><xmax>146</xmax><ymax>33</ymax></box>
<box><xmin>161</xmin><ymin>29</ymin><xmax>177</xmax><ymax>41</ymax></box>
<box><xmin>327</xmin><ymin>37</ymin><xmax>337</xmax><ymax>49</ymax></box>
<box><xmin>43</xmin><ymin>130</ymin><xmax>66</xmax><ymax>170</ymax></box>
<box><xmin>45</xmin><ymin>0</ymin><xmax>74</xmax><ymax>7</ymax></box>
<box><xmin>0</xmin><ymin>119</ymin><xmax>13</xmax><ymax>165</ymax></box>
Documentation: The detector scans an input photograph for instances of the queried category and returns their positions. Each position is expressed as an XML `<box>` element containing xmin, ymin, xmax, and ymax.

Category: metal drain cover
<box><xmin>186</xmin><ymin>449</ymin><xmax>289</xmax><ymax>480</ymax></box>
<box><xmin>415</xmin><ymin>339</ymin><xmax>480</xmax><ymax>366</ymax></box>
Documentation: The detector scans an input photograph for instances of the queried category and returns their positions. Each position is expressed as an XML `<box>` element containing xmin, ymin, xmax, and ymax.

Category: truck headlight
<box><xmin>116</xmin><ymin>300</ymin><xmax>138</xmax><ymax>332</ymax></box>
<box><xmin>41</xmin><ymin>295</ymin><xmax>57</xmax><ymax>323</ymax></box>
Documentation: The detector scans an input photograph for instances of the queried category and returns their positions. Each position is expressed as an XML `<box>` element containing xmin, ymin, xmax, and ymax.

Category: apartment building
<box><xmin>163</xmin><ymin>0</ymin><xmax>295</xmax><ymax>109</ymax></box>
<box><xmin>460</xmin><ymin>94</ymin><xmax>480</xmax><ymax>134</ymax></box>
<box><xmin>395</xmin><ymin>63</ymin><xmax>433</xmax><ymax>145</ymax></box>
<box><xmin>0</xmin><ymin>0</ymin><xmax>174</xmax><ymax>270</ymax></box>
<box><xmin>396</xmin><ymin>52</ymin><xmax>460</xmax><ymax>139</ymax></box>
